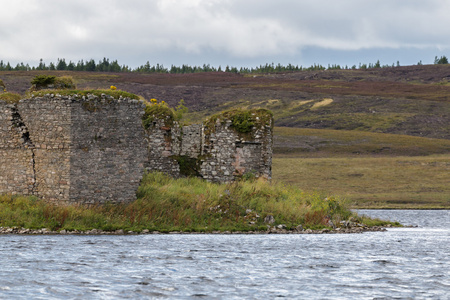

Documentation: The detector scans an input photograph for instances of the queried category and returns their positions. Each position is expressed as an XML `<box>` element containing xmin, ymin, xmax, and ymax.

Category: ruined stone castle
<box><xmin>0</xmin><ymin>93</ymin><xmax>273</xmax><ymax>205</ymax></box>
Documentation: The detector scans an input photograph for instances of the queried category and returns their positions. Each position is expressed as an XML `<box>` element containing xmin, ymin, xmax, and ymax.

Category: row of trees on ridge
<box><xmin>0</xmin><ymin>56</ymin><xmax>448</xmax><ymax>74</ymax></box>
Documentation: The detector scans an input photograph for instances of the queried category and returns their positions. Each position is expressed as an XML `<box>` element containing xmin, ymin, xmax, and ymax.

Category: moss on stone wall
<box><xmin>0</xmin><ymin>92</ymin><xmax>21</xmax><ymax>104</ymax></box>
<box><xmin>171</xmin><ymin>155</ymin><xmax>202</xmax><ymax>177</ymax></box>
<box><xmin>204</xmin><ymin>108</ymin><xmax>273</xmax><ymax>136</ymax></box>
<box><xmin>142</xmin><ymin>103</ymin><xmax>175</xmax><ymax>129</ymax></box>
<box><xmin>29</xmin><ymin>89</ymin><xmax>140</xmax><ymax>100</ymax></box>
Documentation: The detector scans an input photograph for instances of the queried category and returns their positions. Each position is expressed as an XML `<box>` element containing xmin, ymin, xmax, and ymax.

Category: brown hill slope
<box><xmin>1</xmin><ymin>64</ymin><xmax>449</xmax><ymax>139</ymax></box>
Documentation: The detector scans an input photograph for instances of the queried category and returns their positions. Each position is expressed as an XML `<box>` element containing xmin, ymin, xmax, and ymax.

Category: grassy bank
<box><xmin>0</xmin><ymin>172</ymin><xmax>397</xmax><ymax>233</ymax></box>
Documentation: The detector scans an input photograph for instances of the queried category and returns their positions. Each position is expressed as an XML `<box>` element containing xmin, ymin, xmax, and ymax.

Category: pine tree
<box><xmin>434</xmin><ymin>55</ymin><xmax>448</xmax><ymax>64</ymax></box>
<box><xmin>56</xmin><ymin>58</ymin><xmax>67</xmax><ymax>70</ymax></box>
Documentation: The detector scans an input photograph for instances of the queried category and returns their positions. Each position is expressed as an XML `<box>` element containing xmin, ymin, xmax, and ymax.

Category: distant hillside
<box><xmin>1</xmin><ymin>64</ymin><xmax>449</xmax><ymax>139</ymax></box>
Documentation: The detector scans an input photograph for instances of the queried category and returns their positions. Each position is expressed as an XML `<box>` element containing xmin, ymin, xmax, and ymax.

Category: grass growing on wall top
<box><xmin>142</xmin><ymin>99</ymin><xmax>175</xmax><ymax>129</ymax></box>
<box><xmin>28</xmin><ymin>89</ymin><xmax>140</xmax><ymax>100</ymax></box>
<box><xmin>204</xmin><ymin>108</ymin><xmax>273</xmax><ymax>136</ymax></box>
<box><xmin>0</xmin><ymin>92</ymin><xmax>21</xmax><ymax>104</ymax></box>
<box><xmin>0</xmin><ymin>172</ymin><xmax>398</xmax><ymax>232</ymax></box>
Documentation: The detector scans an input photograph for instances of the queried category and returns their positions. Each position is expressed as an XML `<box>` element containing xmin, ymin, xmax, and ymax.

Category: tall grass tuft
<box><xmin>0</xmin><ymin>172</ymin><xmax>377</xmax><ymax>232</ymax></box>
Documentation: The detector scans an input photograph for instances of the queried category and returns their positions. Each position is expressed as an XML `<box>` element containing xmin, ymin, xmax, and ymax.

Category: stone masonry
<box><xmin>1</xmin><ymin>93</ymin><xmax>273</xmax><ymax>204</ymax></box>
<box><xmin>0</xmin><ymin>101</ymin><xmax>35</xmax><ymax>195</ymax></box>
<box><xmin>1</xmin><ymin>94</ymin><xmax>147</xmax><ymax>204</ymax></box>
<box><xmin>144</xmin><ymin>109</ymin><xmax>273</xmax><ymax>183</ymax></box>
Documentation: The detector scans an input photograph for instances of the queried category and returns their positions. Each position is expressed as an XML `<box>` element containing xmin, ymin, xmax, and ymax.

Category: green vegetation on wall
<box><xmin>31</xmin><ymin>75</ymin><xmax>57</xmax><ymax>87</ymax></box>
<box><xmin>30</xmin><ymin>75</ymin><xmax>77</xmax><ymax>90</ymax></box>
<box><xmin>204</xmin><ymin>108</ymin><xmax>273</xmax><ymax>136</ymax></box>
<box><xmin>0</xmin><ymin>79</ymin><xmax>5</xmax><ymax>91</ymax></box>
<box><xmin>0</xmin><ymin>92</ymin><xmax>21</xmax><ymax>104</ymax></box>
<box><xmin>142</xmin><ymin>99</ymin><xmax>175</xmax><ymax>129</ymax></box>
<box><xmin>171</xmin><ymin>155</ymin><xmax>202</xmax><ymax>177</ymax></box>
<box><xmin>54</xmin><ymin>76</ymin><xmax>77</xmax><ymax>89</ymax></box>
<box><xmin>28</xmin><ymin>89</ymin><xmax>140</xmax><ymax>100</ymax></box>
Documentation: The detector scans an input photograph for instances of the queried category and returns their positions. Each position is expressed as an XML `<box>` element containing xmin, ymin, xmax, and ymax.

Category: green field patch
<box><xmin>272</xmin><ymin>154</ymin><xmax>450</xmax><ymax>209</ymax></box>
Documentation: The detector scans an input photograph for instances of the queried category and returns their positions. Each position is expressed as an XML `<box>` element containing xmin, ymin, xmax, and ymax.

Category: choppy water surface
<box><xmin>0</xmin><ymin>210</ymin><xmax>449</xmax><ymax>299</ymax></box>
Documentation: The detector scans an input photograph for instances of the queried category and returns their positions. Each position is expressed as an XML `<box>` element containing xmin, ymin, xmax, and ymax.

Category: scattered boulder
<box><xmin>295</xmin><ymin>225</ymin><xmax>304</xmax><ymax>232</ymax></box>
<box><xmin>264</xmin><ymin>215</ymin><xmax>275</xmax><ymax>224</ymax></box>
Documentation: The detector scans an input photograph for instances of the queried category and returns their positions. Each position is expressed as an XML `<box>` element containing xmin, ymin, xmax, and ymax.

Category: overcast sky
<box><xmin>2</xmin><ymin>0</ymin><xmax>450</xmax><ymax>69</ymax></box>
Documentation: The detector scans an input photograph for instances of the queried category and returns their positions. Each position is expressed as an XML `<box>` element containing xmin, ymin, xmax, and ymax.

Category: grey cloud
<box><xmin>1</xmin><ymin>0</ymin><xmax>450</xmax><ymax>67</ymax></box>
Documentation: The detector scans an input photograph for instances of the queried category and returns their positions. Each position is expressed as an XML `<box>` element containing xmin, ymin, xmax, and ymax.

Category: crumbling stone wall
<box><xmin>144</xmin><ymin>109</ymin><xmax>273</xmax><ymax>183</ymax></box>
<box><xmin>1</xmin><ymin>93</ymin><xmax>273</xmax><ymax>204</ymax></box>
<box><xmin>0</xmin><ymin>102</ymin><xmax>35</xmax><ymax>195</ymax></box>
<box><xmin>145</xmin><ymin>117</ymin><xmax>180</xmax><ymax>177</ymax></box>
<box><xmin>18</xmin><ymin>97</ymin><xmax>72</xmax><ymax>202</ymax></box>
<box><xmin>201</xmin><ymin>112</ymin><xmax>273</xmax><ymax>182</ymax></box>
<box><xmin>67</xmin><ymin>96</ymin><xmax>147</xmax><ymax>204</ymax></box>
<box><xmin>0</xmin><ymin>94</ymin><xmax>147</xmax><ymax>204</ymax></box>
<box><xmin>181</xmin><ymin>124</ymin><xmax>202</xmax><ymax>158</ymax></box>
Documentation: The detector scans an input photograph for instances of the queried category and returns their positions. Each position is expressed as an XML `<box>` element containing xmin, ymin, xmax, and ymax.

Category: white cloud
<box><xmin>1</xmin><ymin>0</ymin><xmax>450</xmax><ymax>66</ymax></box>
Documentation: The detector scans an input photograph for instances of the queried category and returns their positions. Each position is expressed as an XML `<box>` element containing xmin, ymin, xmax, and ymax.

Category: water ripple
<box><xmin>0</xmin><ymin>210</ymin><xmax>449</xmax><ymax>299</ymax></box>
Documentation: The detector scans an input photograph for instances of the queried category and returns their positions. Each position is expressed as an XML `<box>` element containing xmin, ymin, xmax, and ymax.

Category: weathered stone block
<box><xmin>144</xmin><ymin>108</ymin><xmax>273</xmax><ymax>183</ymax></box>
<box><xmin>0</xmin><ymin>94</ymin><xmax>147</xmax><ymax>204</ymax></box>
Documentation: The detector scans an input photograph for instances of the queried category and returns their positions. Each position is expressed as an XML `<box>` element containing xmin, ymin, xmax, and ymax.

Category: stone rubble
<box><xmin>0</xmin><ymin>225</ymin><xmax>388</xmax><ymax>235</ymax></box>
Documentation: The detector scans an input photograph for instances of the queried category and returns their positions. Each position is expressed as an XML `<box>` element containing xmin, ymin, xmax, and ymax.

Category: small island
<box><xmin>0</xmin><ymin>76</ymin><xmax>399</xmax><ymax>234</ymax></box>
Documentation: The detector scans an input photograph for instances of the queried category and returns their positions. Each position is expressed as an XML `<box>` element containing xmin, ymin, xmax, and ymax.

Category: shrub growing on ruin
<box><xmin>142</xmin><ymin>99</ymin><xmax>175</xmax><ymax>129</ymax></box>
<box><xmin>174</xmin><ymin>99</ymin><xmax>188</xmax><ymax>121</ymax></box>
<box><xmin>230</xmin><ymin>110</ymin><xmax>255</xmax><ymax>133</ymax></box>
<box><xmin>31</xmin><ymin>75</ymin><xmax>56</xmax><ymax>88</ymax></box>
<box><xmin>54</xmin><ymin>76</ymin><xmax>76</xmax><ymax>89</ymax></box>
<box><xmin>30</xmin><ymin>75</ymin><xmax>76</xmax><ymax>90</ymax></box>
<box><xmin>204</xmin><ymin>108</ymin><xmax>273</xmax><ymax>136</ymax></box>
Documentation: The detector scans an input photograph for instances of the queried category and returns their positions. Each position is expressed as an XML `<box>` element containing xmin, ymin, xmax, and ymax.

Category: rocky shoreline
<box><xmin>0</xmin><ymin>224</ymin><xmax>389</xmax><ymax>235</ymax></box>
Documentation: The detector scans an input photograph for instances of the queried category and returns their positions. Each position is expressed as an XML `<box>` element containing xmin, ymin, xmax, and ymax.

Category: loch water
<box><xmin>0</xmin><ymin>210</ymin><xmax>449</xmax><ymax>299</ymax></box>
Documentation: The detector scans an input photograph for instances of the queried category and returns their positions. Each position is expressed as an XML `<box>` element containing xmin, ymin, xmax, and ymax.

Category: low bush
<box><xmin>30</xmin><ymin>75</ymin><xmax>76</xmax><ymax>90</ymax></box>
<box><xmin>30</xmin><ymin>75</ymin><xmax>56</xmax><ymax>88</ymax></box>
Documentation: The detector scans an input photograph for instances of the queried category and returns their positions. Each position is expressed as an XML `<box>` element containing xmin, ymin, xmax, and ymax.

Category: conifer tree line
<box><xmin>0</xmin><ymin>56</ymin><xmax>448</xmax><ymax>74</ymax></box>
